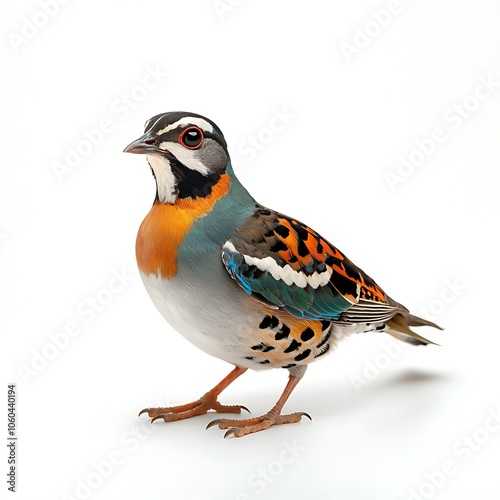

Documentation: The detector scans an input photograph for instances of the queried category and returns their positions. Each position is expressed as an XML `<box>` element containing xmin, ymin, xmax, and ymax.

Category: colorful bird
<box><xmin>124</xmin><ymin>111</ymin><xmax>441</xmax><ymax>438</ymax></box>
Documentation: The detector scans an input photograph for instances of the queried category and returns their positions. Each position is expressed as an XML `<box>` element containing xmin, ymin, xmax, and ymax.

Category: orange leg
<box><xmin>207</xmin><ymin>372</ymin><xmax>311</xmax><ymax>438</ymax></box>
<box><xmin>139</xmin><ymin>366</ymin><xmax>249</xmax><ymax>422</ymax></box>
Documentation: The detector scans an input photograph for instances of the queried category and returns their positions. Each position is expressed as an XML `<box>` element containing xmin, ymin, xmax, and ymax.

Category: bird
<box><xmin>124</xmin><ymin>111</ymin><xmax>442</xmax><ymax>438</ymax></box>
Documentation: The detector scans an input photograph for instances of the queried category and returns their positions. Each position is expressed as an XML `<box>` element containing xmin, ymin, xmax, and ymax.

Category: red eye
<box><xmin>179</xmin><ymin>126</ymin><xmax>203</xmax><ymax>149</ymax></box>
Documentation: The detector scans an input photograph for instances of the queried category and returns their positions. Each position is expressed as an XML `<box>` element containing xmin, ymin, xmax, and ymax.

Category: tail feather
<box><xmin>385</xmin><ymin>313</ymin><xmax>442</xmax><ymax>346</ymax></box>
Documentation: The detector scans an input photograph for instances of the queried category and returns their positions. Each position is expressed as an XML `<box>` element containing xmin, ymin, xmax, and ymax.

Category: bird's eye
<box><xmin>179</xmin><ymin>127</ymin><xmax>203</xmax><ymax>149</ymax></box>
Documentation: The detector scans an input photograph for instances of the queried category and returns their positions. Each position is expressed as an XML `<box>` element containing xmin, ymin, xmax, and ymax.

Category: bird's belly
<box><xmin>139</xmin><ymin>270</ymin><xmax>259</xmax><ymax>364</ymax></box>
<box><xmin>139</xmin><ymin>270</ymin><xmax>357</xmax><ymax>371</ymax></box>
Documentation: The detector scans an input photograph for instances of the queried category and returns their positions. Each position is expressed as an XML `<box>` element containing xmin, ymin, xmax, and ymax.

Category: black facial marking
<box><xmin>168</xmin><ymin>157</ymin><xmax>222</xmax><ymax>200</ymax></box>
<box><xmin>284</xmin><ymin>339</ymin><xmax>302</xmax><ymax>353</ymax></box>
<box><xmin>300</xmin><ymin>327</ymin><xmax>314</xmax><ymax>342</ymax></box>
<box><xmin>294</xmin><ymin>349</ymin><xmax>311</xmax><ymax>361</ymax></box>
<box><xmin>275</xmin><ymin>325</ymin><xmax>291</xmax><ymax>340</ymax></box>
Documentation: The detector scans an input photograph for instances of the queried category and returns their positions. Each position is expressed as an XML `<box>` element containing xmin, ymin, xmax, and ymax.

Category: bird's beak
<box><xmin>123</xmin><ymin>134</ymin><xmax>165</xmax><ymax>155</ymax></box>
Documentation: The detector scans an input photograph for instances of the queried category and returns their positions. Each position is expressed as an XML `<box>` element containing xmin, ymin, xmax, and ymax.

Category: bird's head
<box><xmin>124</xmin><ymin>111</ymin><xmax>230</xmax><ymax>203</ymax></box>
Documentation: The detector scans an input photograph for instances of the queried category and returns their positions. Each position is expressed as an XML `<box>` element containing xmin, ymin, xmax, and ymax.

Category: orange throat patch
<box><xmin>136</xmin><ymin>173</ymin><xmax>230</xmax><ymax>278</ymax></box>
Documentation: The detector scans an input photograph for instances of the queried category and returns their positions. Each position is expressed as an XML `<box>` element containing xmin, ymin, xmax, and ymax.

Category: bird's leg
<box><xmin>207</xmin><ymin>371</ymin><xmax>311</xmax><ymax>438</ymax></box>
<box><xmin>139</xmin><ymin>366</ymin><xmax>249</xmax><ymax>423</ymax></box>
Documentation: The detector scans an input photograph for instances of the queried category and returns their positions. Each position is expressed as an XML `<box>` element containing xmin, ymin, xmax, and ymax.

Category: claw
<box><xmin>240</xmin><ymin>405</ymin><xmax>251</xmax><ymax>414</ymax></box>
<box><xmin>151</xmin><ymin>414</ymin><xmax>166</xmax><ymax>423</ymax></box>
<box><xmin>138</xmin><ymin>408</ymin><xmax>150</xmax><ymax>417</ymax></box>
<box><xmin>224</xmin><ymin>428</ymin><xmax>238</xmax><ymax>439</ymax></box>
<box><xmin>206</xmin><ymin>418</ymin><xmax>224</xmax><ymax>430</ymax></box>
<box><xmin>300</xmin><ymin>412</ymin><xmax>312</xmax><ymax>421</ymax></box>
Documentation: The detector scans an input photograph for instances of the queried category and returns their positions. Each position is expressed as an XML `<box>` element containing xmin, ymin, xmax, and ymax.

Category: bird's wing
<box><xmin>222</xmin><ymin>205</ymin><xmax>394</xmax><ymax>322</ymax></box>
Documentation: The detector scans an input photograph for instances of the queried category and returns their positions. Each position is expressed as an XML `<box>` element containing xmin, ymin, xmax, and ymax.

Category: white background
<box><xmin>1</xmin><ymin>1</ymin><xmax>500</xmax><ymax>499</ymax></box>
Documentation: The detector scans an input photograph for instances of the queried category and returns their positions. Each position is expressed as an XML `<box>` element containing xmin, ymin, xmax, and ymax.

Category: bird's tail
<box><xmin>384</xmin><ymin>297</ymin><xmax>443</xmax><ymax>346</ymax></box>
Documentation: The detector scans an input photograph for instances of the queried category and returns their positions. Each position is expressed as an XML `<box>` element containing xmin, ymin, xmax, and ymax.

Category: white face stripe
<box><xmin>156</xmin><ymin>116</ymin><xmax>214</xmax><ymax>136</ymax></box>
<box><xmin>223</xmin><ymin>242</ymin><xmax>332</xmax><ymax>289</ymax></box>
<box><xmin>158</xmin><ymin>141</ymin><xmax>210</xmax><ymax>175</ymax></box>
<box><xmin>146</xmin><ymin>155</ymin><xmax>177</xmax><ymax>204</ymax></box>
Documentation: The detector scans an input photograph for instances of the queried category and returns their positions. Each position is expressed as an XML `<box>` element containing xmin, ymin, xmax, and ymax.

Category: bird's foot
<box><xmin>206</xmin><ymin>410</ymin><xmax>311</xmax><ymax>438</ymax></box>
<box><xmin>139</xmin><ymin>393</ymin><xmax>250</xmax><ymax>423</ymax></box>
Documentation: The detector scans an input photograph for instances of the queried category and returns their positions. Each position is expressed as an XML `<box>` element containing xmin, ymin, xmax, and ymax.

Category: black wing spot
<box><xmin>291</xmin><ymin>221</ymin><xmax>309</xmax><ymax>240</ymax></box>
<box><xmin>317</xmin><ymin>242</ymin><xmax>324</xmax><ymax>253</ymax></box>
<box><xmin>259</xmin><ymin>316</ymin><xmax>272</xmax><ymax>329</ymax></box>
<box><xmin>270</xmin><ymin>240</ymin><xmax>288</xmax><ymax>252</ymax></box>
<box><xmin>294</xmin><ymin>349</ymin><xmax>312</xmax><ymax>361</ymax></box>
<box><xmin>300</xmin><ymin>327</ymin><xmax>314</xmax><ymax>342</ymax></box>
<box><xmin>316</xmin><ymin>330</ymin><xmax>331</xmax><ymax>349</ymax></box>
<box><xmin>259</xmin><ymin>359</ymin><xmax>270</xmax><ymax>364</ymax></box>
<box><xmin>244</xmin><ymin>356</ymin><xmax>254</xmax><ymax>360</ymax></box>
<box><xmin>282</xmin><ymin>363</ymin><xmax>297</xmax><ymax>369</ymax></box>
<box><xmin>284</xmin><ymin>339</ymin><xmax>302</xmax><ymax>353</ymax></box>
<box><xmin>314</xmin><ymin>343</ymin><xmax>330</xmax><ymax>358</ymax></box>
<box><xmin>320</xmin><ymin>321</ymin><xmax>330</xmax><ymax>331</ymax></box>
<box><xmin>251</xmin><ymin>343</ymin><xmax>275</xmax><ymax>353</ymax></box>
<box><xmin>274</xmin><ymin>225</ymin><xmax>290</xmax><ymax>238</ymax></box>
<box><xmin>269</xmin><ymin>316</ymin><xmax>279</xmax><ymax>329</ymax></box>
<box><xmin>275</xmin><ymin>324</ymin><xmax>291</xmax><ymax>340</ymax></box>
<box><xmin>297</xmin><ymin>240</ymin><xmax>309</xmax><ymax>258</ymax></box>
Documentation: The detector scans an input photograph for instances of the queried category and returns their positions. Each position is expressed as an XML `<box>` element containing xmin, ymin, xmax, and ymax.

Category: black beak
<box><xmin>123</xmin><ymin>134</ymin><xmax>165</xmax><ymax>154</ymax></box>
